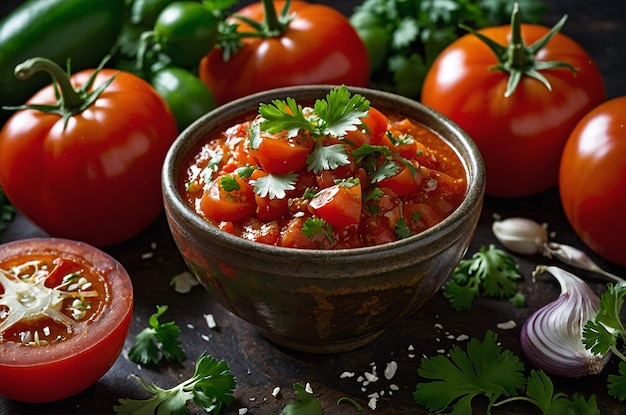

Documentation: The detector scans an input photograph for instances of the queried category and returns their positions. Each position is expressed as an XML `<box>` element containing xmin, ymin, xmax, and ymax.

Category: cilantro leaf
<box><xmin>302</xmin><ymin>218</ymin><xmax>334</xmax><ymax>244</ymax></box>
<box><xmin>583</xmin><ymin>282</ymin><xmax>626</xmax><ymax>355</ymax></box>
<box><xmin>281</xmin><ymin>383</ymin><xmax>322</xmax><ymax>415</ymax></box>
<box><xmin>114</xmin><ymin>354</ymin><xmax>236</xmax><ymax>414</ymax></box>
<box><xmin>443</xmin><ymin>244</ymin><xmax>522</xmax><ymax>311</ymax></box>
<box><xmin>524</xmin><ymin>369</ymin><xmax>569</xmax><ymax>413</ymax></box>
<box><xmin>413</xmin><ymin>330</ymin><xmax>525</xmax><ymax>413</ymax></box>
<box><xmin>395</xmin><ymin>218</ymin><xmax>412</xmax><ymax>239</ymax></box>
<box><xmin>306</xmin><ymin>142</ymin><xmax>350</xmax><ymax>174</ymax></box>
<box><xmin>313</xmin><ymin>86</ymin><xmax>370</xmax><ymax>137</ymax></box>
<box><xmin>128</xmin><ymin>305</ymin><xmax>185</xmax><ymax>365</ymax></box>
<box><xmin>259</xmin><ymin>97</ymin><xmax>311</xmax><ymax>137</ymax></box>
<box><xmin>252</xmin><ymin>173</ymin><xmax>297</xmax><ymax>199</ymax></box>
<box><xmin>608</xmin><ymin>361</ymin><xmax>626</xmax><ymax>401</ymax></box>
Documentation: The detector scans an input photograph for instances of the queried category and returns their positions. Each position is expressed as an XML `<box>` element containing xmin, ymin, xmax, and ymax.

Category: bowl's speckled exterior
<box><xmin>162</xmin><ymin>85</ymin><xmax>485</xmax><ymax>353</ymax></box>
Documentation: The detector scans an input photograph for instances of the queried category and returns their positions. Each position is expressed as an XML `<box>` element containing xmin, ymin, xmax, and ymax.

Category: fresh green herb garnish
<box><xmin>395</xmin><ymin>218</ymin><xmax>412</xmax><ymax>239</ymax></box>
<box><xmin>352</xmin><ymin>143</ymin><xmax>416</xmax><ymax>183</ymax></box>
<box><xmin>302</xmin><ymin>217</ymin><xmax>335</xmax><ymax>244</ymax></box>
<box><xmin>219</xmin><ymin>174</ymin><xmax>240</xmax><ymax>192</ymax></box>
<box><xmin>583</xmin><ymin>282</ymin><xmax>626</xmax><ymax>401</ymax></box>
<box><xmin>337</xmin><ymin>396</ymin><xmax>363</xmax><ymax>411</ymax></box>
<box><xmin>281</xmin><ymin>383</ymin><xmax>322</xmax><ymax>415</ymax></box>
<box><xmin>258</xmin><ymin>85</ymin><xmax>369</xmax><ymax>176</ymax></box>
<box><xmin>128</xmin><ymin>305</ymin><xmax>185</xmax><ymax>365</ymax></box>
<box><xmin>443</xmin><ymin>244</ymin><xmax>522</xmax><ymax>311</ymax></box>
<box><xmin>252</xmin><ymin>173</ymin><xmax>298</xmax><ymax>199</ymax></box>
<box><xmin>0</xmin><ymin>187</ymin><xmax>16</xmax><ymax>242</ymax></box>
<box><xmin>414</xmin><ymin>331</ymin><xmax>600</xmax><ymax>414</ymax></box>
<box><xmin>114</xmin><ymin>354</ymin><xmax>236</xmax><ymax>414</ymax></box>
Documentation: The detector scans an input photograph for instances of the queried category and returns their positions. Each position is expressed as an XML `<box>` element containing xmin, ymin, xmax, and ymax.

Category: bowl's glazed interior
<box><xmin>162</xmin><ymin>85</ymin><xmax>485</xmax><ymax>353</ymax></box>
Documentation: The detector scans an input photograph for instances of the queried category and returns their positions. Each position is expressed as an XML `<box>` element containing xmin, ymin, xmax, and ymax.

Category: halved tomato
<box><xmin>0</xmin><ymin>238</ymin><xmax>133</xmax><ymax>403</ymax></box>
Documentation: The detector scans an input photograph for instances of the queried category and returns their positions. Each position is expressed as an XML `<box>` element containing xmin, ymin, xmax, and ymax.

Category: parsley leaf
<box><xmin>281</xmin><ymin>383</ymin><xmax>322</xmax><ymax>415</ymax></box>
<box><xmin>306</xmin><ymin>142</ymin><xmax>350</xmax><ymax>174</ymax></box>
<box><xmin>443</xmin><ymin>244</ymin><xmax>522</xmax><ymax>311</ymax></box>
<box><xmin>312</xmin><ymin>86</ymin><xmax>370</xmax><ymax>137</ymax></box>
<box><xmin>302</xmin><ymin>218</ymin><xmax>334</xmax><ymax>244</ymax></box>
<box><xmin>414</xmin><ymin>330</ymin><xmax>526</xmax><ymax>412</ymax></box>
<box><xmin>128</xmin><ymin>305</ymin><xmax>186</xmax><ymax>365</ymax></box>
<box><xmin>583</xmin><ymin>282</ymin><xmax>626</xmax><ymax>401</ymax></box>
<box><xmin>414</xmin><ymin>331</ymin><xmax>601</xmax><ymax>414</ymax></box>
<box><xmin>252</xmin><ymin>173</ymin><xmax>297</xmax><ymax>199</ymax></box>
<box><xmin>114</xmin><ymin>354</ymin><xmax>236</xmax><ymax>414</ymax></box>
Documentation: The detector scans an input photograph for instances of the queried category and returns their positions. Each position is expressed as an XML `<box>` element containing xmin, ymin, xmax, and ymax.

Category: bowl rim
<box><xmin>162</xmin><ymin>84</ymin><xmax>485</xmax><ymax>260</ymax></box>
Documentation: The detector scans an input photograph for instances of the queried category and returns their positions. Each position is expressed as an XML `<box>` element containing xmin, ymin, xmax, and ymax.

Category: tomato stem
<box><xmin>261</xmin><ymin>0</ymin><xmax>292</xmax><ymax>36</ymax></box>
<box><xmin>460</xmin><ymin>3</ymin><xmax>577</xmax><ymax>97</ymax></box>
<box><xmin>7</xmin><ymin>57</ymin><xmax>118</xmax><ymax>129</ymax></box>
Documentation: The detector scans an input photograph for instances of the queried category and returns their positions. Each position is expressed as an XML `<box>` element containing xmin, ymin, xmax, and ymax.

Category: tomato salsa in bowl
<box><xmin>162</xmin><ymin>85</ymin><xmax>485</xmax><ymax>353</ymax></box>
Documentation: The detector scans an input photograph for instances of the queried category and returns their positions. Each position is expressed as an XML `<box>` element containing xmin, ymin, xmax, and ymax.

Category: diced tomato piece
<box><xmin>309</xmin><ymin>181</ymin><xmax>362</xmax><ymax>228</ymax></box>
<box><xmin>250</xmin><ymin>130</ymin><xmax>313</xmax><ymax>174</ymax></box>
<box><xmin>378</xmin><ymin>162</ymin><xmax>421</xmax><ymax>197</ymax></box>
<box><xmin>200</xmin><ymin>174</ymin><xmax>256</xmax><ymax>222</ymax></box>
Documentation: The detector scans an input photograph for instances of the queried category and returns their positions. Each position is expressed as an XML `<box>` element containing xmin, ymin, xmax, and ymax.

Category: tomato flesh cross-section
<box><xmin>0</xmin><ymin>238</ymin><xmax>133</xmax><ymax>403</ymax></box>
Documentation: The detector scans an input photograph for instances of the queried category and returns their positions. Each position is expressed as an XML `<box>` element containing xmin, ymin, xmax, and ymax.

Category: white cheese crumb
<box><xmin>187</xmin><ymin>323</ymin><xmax>194</xmax><ymax>330</ymax></box>
<box><xmin>201</xmin><ymin>334</ymin><xmax>210</xmax><ymax>342</ymax></box>
<box><xmin>408</xmin><ymin>354</ymin><xmax>415</xmax><ymax>358</ymax></box>
<box><xmin>389</xmin><ymin>384</ymin><xmax>400</xmax><ymax>391</ymax></box>
<box><xmin>170</xmin><ymin>271</ymin><xmax>199</xmax><ymax>294</ymax></box>
<box><xmin>364</xmin><ymin>372</ymin><xmax>379</xmax><ymax>383</ymax></box>
<box><xmin>367</xmin><ymin>396</ymin><xmax>378</xmax><ymax>410</ymax></box>
<box><xmin>497</xmin><ymin>320</ymin><xmax>517</xmax><ymax>330</ymax></box>
<box><xmin>384</xmin><ymin>361</ymin><xmax>398</xmax><ymax>380</ymax></box>
<box><xmin>437</xmin><ymin>349</ymin><xmax>446</xmax><ymax>354</ymax></box>
<box><xmin>305</xmin><ymin>383</ymin><xmax>313</xmax><ymax>394</ymax></box>
<box><xmin>204</xmin><ymin>313</ymin><xmax>217</xmax><ymax>329</ymax></box>
<box><xmin>238</xmin><ymin>409</ymin><xmax>248</xmax><ymax>415</ymax></box>
<box><xmin>456</xmin><ymin>334</ymin><xmax>470</xmax><ymax>341</ymax></box>
<box><xmin>433</xmin><ymin>323</ymin><xmax>443</xmax><ymax>330</ymax></box>
<box><xmin>140</xmin><ymin>252</ymin><xmax>154</xmax><ymax>260</ymax></box>
<box><xmin>407</xmin><ymin>344</ymin><xmax>414</xmax><ymax>351</ymax></box>
<box><xmin>340</xmin><ymin>371</ymin><xmax>355</xmax><ymax>378</ymax></box>
<box><xmin>272</xmin><ymin>386</ymin><xmax>281</xmax><ymax>398</ymax></box>
<box><xmin>249</xmin><ymin>397</ymin><xmax>256</xmax><ymax>401</ymax></box>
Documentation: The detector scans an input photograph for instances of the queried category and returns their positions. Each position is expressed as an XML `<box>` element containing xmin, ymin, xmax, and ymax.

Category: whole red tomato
<box><xmin>0</xmin><ymin>238</ymin><xmax>133</xmax><ymax>402</ymax></box>
<box><xmin>421</xmin><ymin>9</ymin><xmax>605</xmax><ymax>198</ymax></box>
<box><xmin>559</xmin><ymin>96</ymin><xmax>626</xmax><ymax>267</ymax></box>
<box><xmin>199</xmin><ymin>0</ymin><xmax>370</xmax><ymax>105</ymax></box>
<box><xmin>0</xmin><ymin>58</ymin><xmax>178</xmax><ymax>247</ymax></box>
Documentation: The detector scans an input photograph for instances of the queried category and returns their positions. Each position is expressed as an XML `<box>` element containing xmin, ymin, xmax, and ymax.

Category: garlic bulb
<box><xmin>492</xmin><ymin>216</ymin><xmax>548</xmax><ymax>255</ymax></box>
<box><xmin>520</xmin><ymin>266</ymin><xmax>610</xmax><ymax>378</ymax></box>
<box><xmin>492</xmin><ymin>216</ymin><xmax>624</xmax><ymax>284</ymax></box>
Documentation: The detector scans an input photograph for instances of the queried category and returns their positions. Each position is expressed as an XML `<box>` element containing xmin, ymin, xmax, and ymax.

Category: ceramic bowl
<box><xmin>162</xmin><ymin>85</ymin><xmax>485</xmax><ymax>353</ymax></box>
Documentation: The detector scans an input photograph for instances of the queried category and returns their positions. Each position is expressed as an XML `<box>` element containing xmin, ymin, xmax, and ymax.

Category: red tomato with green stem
<box><xmin>199</xmin><ymin>0</ymin><xmax>370</xmax><ymax>105</ymax></box>
<box><xmin>559</xmin><ymin>96</ymin><xmax>626</xmax><ymax>267</ymax></box>
<box><xmin>0</xmin><ymin>57</ymin><xmax>178</xmax><ymax>247</ymax></box>
<box><xmin>0</xmin><ymin>238</ymin><xmax>133</xmax><ymax>403</ymax></box>
<box><xmin>421</xmin><ymin>5</ymin><xmax>605</xmax><ymax>198</ymax></box>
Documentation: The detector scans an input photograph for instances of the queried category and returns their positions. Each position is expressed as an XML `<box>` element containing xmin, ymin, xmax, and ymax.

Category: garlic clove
<box><xmin>492</xmin><ymin>216</ymin><xmax>548</xmax><ymax>255</ymax></box>
<box><xmin>520</xmin><ymin>266</ymin><xmax>611</xmax><ymax>378</ymax></box>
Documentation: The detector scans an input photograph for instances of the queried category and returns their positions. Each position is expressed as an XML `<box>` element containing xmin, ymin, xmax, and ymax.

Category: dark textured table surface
<box><xmin>2</xmin><ymin>1</ymin><xmax>626</xmax><ymax>414</ymax></box>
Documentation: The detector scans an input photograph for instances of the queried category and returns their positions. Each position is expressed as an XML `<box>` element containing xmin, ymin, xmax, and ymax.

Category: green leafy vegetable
<box><xmin>443</xmin><ymin>244</ymin><xmax>522</xmax><ymax>310</ymax></box>
<box><xmin>114</xmin><ymin>354</ymin><xmax>236</xmax><ymax>414</ymax></box>
<box><xmin>349</xmin><ymin>0</ymin><xmax>547</xmax><ymax>98</ymax></box>
<box><xmin>0</xmin><ymin>187</ymin><xmax>16</xmax><ymax>242</ymax></box>
<box><xmin>258</xmin><ymin>85</ymin><xmax>369</xmax><ymax>175</ymax></box>
<box><xmin>414</xmin><ymin>331</ymin><xmax>601</xmax><ymax>414</ymax></box>
<box><xmin>302</xmin><ymin>218</ymin><xmax>335</xmax><ymax>244</ymax></box>
<box><xmin>128</xmin><ymin>305</ymin><xmax>186</xmax><ymax>365</ymax></box>
<box><xmin>583</xmin><ymin>282</ymin><xmax>626</xmax><ymax>401</ymax></box>
<box><xmin>281</xmin><ymin>383</ymin><xmax>322</xmax><ymax>415</ymax></box>
<box><xmin>252</xmin><ymin>173</ymin><xmax>298</xmax><ymax>200</ymax></box>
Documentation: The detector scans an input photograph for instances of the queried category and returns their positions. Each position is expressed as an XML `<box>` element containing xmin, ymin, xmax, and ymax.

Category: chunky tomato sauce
<box><xmin>182</xmin><ymin>107</ymin><xmax>467</xmax><ymax>249</ymax></box>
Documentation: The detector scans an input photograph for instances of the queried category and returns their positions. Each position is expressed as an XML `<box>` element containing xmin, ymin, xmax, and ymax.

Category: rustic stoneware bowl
<box><xmin>162</xmin><ymin>85</ymin><xmax>485</xmax><ymax>353</ymax></box>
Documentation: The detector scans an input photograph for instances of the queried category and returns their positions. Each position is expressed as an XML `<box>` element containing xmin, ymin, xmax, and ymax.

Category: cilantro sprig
<box><xmin>443</xmin><ymin>244</ymin><xmax>523</xmax><ymax>311</ymax></box>
<box><xmin>128</xmin><ymin>305</ymin><xmax>186</xmax><ymax>365</ymax></box>
<box><xmin>114</xmin><ymin>354</ymin><xmax>236</xmax><ymax>414</ymax></box>
<box><xmin>414</xmin><ymin>331</ymin><xmax>600</xmax><ymax>414</ymax></box>
<box><xmin>583</xmin><ymin>282</ymin><xmax>626</xmax><ymax>401</ymax></box>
